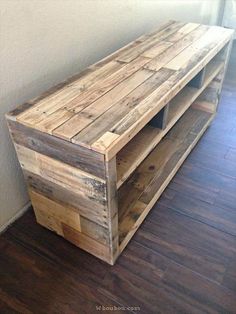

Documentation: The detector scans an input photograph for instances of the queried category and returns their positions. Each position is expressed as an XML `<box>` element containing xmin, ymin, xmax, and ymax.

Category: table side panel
<box><xmin>6</xmin><ymin>120</ymin><xmax>118</xmax><ymax>264</ymax></box>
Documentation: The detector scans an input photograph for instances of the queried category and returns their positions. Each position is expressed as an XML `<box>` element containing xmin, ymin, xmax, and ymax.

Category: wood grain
<box><xmin>1</xmin><ymin>41</ymin><xmax>236</xmax><ymax>311</ymax></box>
<box><xmin>118</xmin><ymin>107</ymin><xmax>214</xmax><ymax>250</ymax></box>
<box><xmin>7</xmin><ymin>119</ymin><xmax>106</xmax><ymax>179</ymax></box>
<box><xmin>5</xmin><ymin>21</ymin><xmax>233</xmax><ymax>265</ymax></box>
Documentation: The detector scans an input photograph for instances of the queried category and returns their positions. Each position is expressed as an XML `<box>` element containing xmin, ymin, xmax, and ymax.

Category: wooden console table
<box><xmin>6</xmin><ymin>21</ymin><xmax>234</xmax><ymax>264</ymax></box>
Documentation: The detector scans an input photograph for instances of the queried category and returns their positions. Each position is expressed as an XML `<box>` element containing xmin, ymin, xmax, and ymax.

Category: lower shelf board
<box><xmin>118</xmin><ymin>106</ymin><xmax>214</xmax><ymax>253</ymax></box>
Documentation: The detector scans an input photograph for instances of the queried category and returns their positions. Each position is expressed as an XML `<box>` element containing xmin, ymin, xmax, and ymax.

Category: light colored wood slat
<box><xmin>80</xmin><ymin>216</ymin><xmax>109</xmax><ymax>245</ymax></box>
<box><xmin>103</xmin><ymin>37</ymin><xmax>221</xmax><ymax>138</ymax></box>
<box><xmin>17</xmin><ymin>60</ymin><xmax>124</xmax><ymax>125</ymax></box>
<box><xmin>116</xmin><ymin>126</ymin><xmax>161</xmax><ymax>188</ymax></box>
<box><xmin>91</xmin><ymin>132</ymin><xmax>120</xmax><ymax>151</ymax></box>
<box><xmin>34</xmin><ymin>207</ymin><xmax>64</xmax><ymax>236</ymax></box>
<box><xmin>103</xmin><ymin>31</ymin><xmax>232</xmax><ymax>159</ymax></box>
<box><xmin>7</xmin><ymin>119</ymin><xmax>106</xmax><ymax>179</ymax></box>
<box><xmin>30</xmin><ymin>189</ymin><xmax>81</xmax><ymax>232</ymax></box>
<box><xmin>82</xmin><ymin>27</ymin><xmax>218</xmax><ymax>149</ymax></box>
<box><xmin>62</xmin><ymin>224</ymin><xmax>111</xmax><ymax>264</ymax></box>
<box><xmin>116</xmin><ymin>21</ymin><xmax>185</xmax><ymax>63</ymax></box>
<box><xmin>165</xmin><ymin>26</ymin><xmax>230</xmax><ymax>71</ymax></box>
<box><xmin>64</xmin><ymin>56</ymin><xmax>150</xmax><ymax>113</ymax></box>
<box><xmin>53</xmin><ymin>115</ymin><xmax>93</xmax><ymax>140</ymax></box>
<box><xmin>145</xmin><ymin>25</ymin><xmax>209</xmax><ymax>71</ymax></box>
<box><xmin>24</xmin><ymin>170</ymin><xmax>109</xmax><ymax>228</ymax></box>
<box><xmin>166</xmin><ymin>22</ymin><xmax>200</xmax><ymax>42</ymax></box>
<box><xmin>80</xmin><ymin>69</ymin><xmax>153</xmax><ymax>117</ymax></box>
<box><xmin>141</xmin><ymin>41</ymin><xmax>173</xmax><ymax>58</ymax></box>
<box><xmin>72</xmin><ymin>68</ymin><xmax>174</xmax><ymax>149</ymax></box>
<box><xmin>15</xmin><ymin>144</ymin><xmax>106</xmax><ymax>204</ymax></box>
<box><xmin>84</xmin><ymin>20</ymin><xmax>175</xmax><ymax>66</ymax></box>
<box><xmin>53</xmin><ymin>68</ymin><xmax>153</xmax><ymax>140</ymax></box>
<box><xmin>119</xmin><ymin>107</ymin><xmax>214</xmax><ymax>252</ymax></box>
<box><xmin>36</xmin><ymin>109</ymin><xmax>74</xmax><ymax>134</ymax></box>
<box><xmin>191</xmin><ymin>100</ymin><xmax>216</xmax><ymax>113</ymax></box>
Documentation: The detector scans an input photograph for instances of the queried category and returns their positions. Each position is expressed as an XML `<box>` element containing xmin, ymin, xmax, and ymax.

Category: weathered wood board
<box><xmin>6</xmin><ymin>21</ymin><xmax>233</xmax><ymax>264</ymax></box>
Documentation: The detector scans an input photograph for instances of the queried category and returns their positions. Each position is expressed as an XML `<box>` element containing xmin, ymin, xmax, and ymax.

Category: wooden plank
<box><xmin>34</xmin><ymin>207</ymin><xmax>63</xmax><ymax>236</ymax></box>
<box><xmin>118</xmin><ymin>137</ymin><xmax>179</xmax><ymax>222</ymax></box>
<box><xmin>31</xmin><ymin>188</ymin><xmax>110</xmax><ymax>245</ymax></box>
<box><xmin>118</xmin><ymin>107</ymin><xmax>214</xmax><ymax>252</ymax></box>
<box><xmin>112</xmin><ymin>32</ymin><xmax>228</xmax><ymax>136</ymax></box>
<box><xmin>116</xmin><ymin>126</ymin><xmax>161</xmax><ymax>188</ymax></box>
<box><xmin>62</xmin><ymin>224</ymin><xmax>111</xmax><ymax>264</ymax></box>
<box><xmin>24</xmin><ymin>170</ymin><xmax>109</xmax><ymax>227</ymax></box>
<box><xmin>7</xmin><ymin>120</ymin><xmax>106</xmax><ymax>179</ymax></box>
<box><xmin>53</xmin><ymin>68</ymin><xmax>153</xmax><ymax>140</ymax></box>
<box><xmin>64</xmin><ymin>56</ymin><xmax>150</xmax><ymax>113</ymax></box>
<box><xmin>145</xmin><ymin>25</ymin><xmax>209</xmax><ymax>71</ymax></box>
<box><xmin>103</xmin><ymin>31</ymin><xmax>232</xmax><ymax>159</ymax></box>
<box><xmin>84</xmin><ymin>20</ymin><xmax>175</xmax><ymax>65</ymax></box>
<box><xmin>91</xmin><ymin>132</ymin><xmax>120</xmax><ymax>151</ymax></box>
<box><xmin>164</xmin><ymin>26</ymin><xmax>230</xmax><ymax>71</ymax></box>
<box><xmin>80</xmin><ymin>216</ymin><xmax>109</xmax><ymax>245</ymax></box>
<box><xmin>16</xmin><ymin>60</ymin><xmax>124</xmax><ymax>126</ymax></box>
<box><xmin>165</xmin><ymin>23</ymin><xmax>200</xmax><ymax>42</ymax></box>
<box><xmin>166</xmin><ymin>107</ymin><xmax>213</xmax><ymax>142</ymax></box>
<box><xmin>37</xmin><ymin>56</ymin><xmax>149</xmax><ymax>136</ymax></box>
<box><xmin>116</xmin><ymin>21</ymin><xmax>185</xmax><ymax>62</ymax></box>
<box><xmin>141</xmin><ymin>41</ymin><xmax>173</xmax><ymax>58</ymax></box>
<box><xmin>72</xmin><ymin>68</ymin><xmax>174</xmax><ymax>149</ymax></box>
<box><xmin>5</xmin><ymin>67</ymin><xmax>93</xmax><ymax>120</ymax></box>
<box><xmin>29</xmin><ymin>189</ymin><xmax>82</xmax><ymax>233</ymax></box>
<box><xmin>36</xmin><ymin>109</ymin><xmax>74</xmax><ymax>134</ymax></box>
<box><xmin>52</xmin><ymin>115</ymin><xmax>93</xmax><ymax>140</ymax></box>
<box><xmin>15</xmin><ymin>145</ymin><xmax>106</xmax><ymax>205</ymax></box>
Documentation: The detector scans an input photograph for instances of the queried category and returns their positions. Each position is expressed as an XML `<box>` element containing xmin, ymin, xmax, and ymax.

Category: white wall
<box><xmin>0</xmin><ymin>0</ymin><xmax>221</xmax><ymax>229</ymax></box>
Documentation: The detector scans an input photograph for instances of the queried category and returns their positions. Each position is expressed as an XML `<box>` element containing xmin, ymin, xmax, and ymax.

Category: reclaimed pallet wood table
<box><xmin>6</xmin><ymin>21</ymin><xmax>234</xmax><ymax>264</ymax></box>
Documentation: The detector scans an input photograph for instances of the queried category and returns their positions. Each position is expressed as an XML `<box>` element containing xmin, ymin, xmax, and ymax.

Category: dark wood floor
<box><xmin>1</xmin><ymin>44</ymin><xmax>236</xmax><ymax>314</ymax></box>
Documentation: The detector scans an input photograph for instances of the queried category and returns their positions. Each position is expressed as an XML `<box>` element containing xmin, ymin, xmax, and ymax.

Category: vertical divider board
<box><xmin>5</xmin><ymin>21</ymin><xmax>234</xmax><ymax>264</ymax></box>
<box><xmin>187</xmin><ymin>67</ymin><xmax>206</xmax><ymax>88</ymax></box>
<box><xmin>148</xmin><ymin>103</ymin><xmax>170</xmax><ymax>129</ymax></box>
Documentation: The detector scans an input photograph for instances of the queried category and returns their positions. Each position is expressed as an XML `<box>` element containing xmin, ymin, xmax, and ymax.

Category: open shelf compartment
<box><xmin>116</xmin><ymin>57</ymin><xmax>224</xmax><ymax>189</ymax></box>
<box><xmin>118</xmin><ymin>103</ymin><xmax>215</xmax><ymax>252</ymax></box>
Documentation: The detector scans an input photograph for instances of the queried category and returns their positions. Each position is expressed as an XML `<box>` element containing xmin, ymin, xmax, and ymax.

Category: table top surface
<box><xmin>9</xmin><ymin>20</ymin><xmax>233</xmax><ymax>158</ymax></box>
